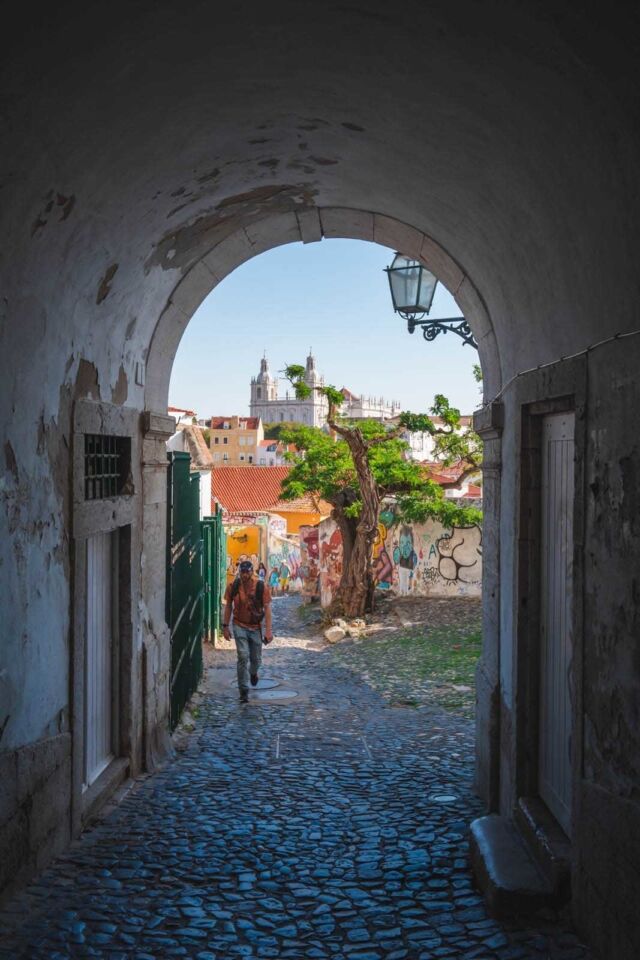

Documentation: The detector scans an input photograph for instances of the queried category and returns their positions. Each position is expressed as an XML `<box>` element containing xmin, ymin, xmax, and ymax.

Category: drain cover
<box><xmin>252</xmin><ymin>688</ymin><xmax>298</xmax><ymax>701</ymax></box>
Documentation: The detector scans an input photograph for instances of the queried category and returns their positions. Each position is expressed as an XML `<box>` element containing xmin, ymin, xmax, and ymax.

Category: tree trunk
<box><xmin>336</xmin><ymin>431</ymin><xmax>381</xmax><ymax>618</ymax></box>
<box><xmin>333</xmin><ymin>505</ymin><xmax>357</xmax><ymax>595</ymax></box>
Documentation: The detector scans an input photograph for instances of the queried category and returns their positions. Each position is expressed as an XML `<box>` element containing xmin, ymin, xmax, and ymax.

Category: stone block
<box><xmin>473</xmin><ymin>402</ymin><xmax>503</xmax><ymax>439</ymax></box>
<box><xmin>142</xmin><ymin>466</ymin><xmax>169</xmax><ymax>506</ymax></box>
<box><xmin>419</xmin><ymin>234</ymin><xmax>464</xmax><ymax>293</ymax></box>
<box><xmin>244</xmin><ymin>212</ymin><xmax>300</xmax><ymax>254</ymax></box>
<box><xmin>324</xmin><ymin>626</ymin><xmax>346</xmax><ymax>643</ymax></box>
<box><xmin>319</xmin><ymin>207</ymin><xmax>374</xmax><ymax>241</ymax></box>
<box><xmin>169</xmin><ymin>260</ymin><xmax>216</xmax><ymax>315</ymax></box>
<box><xmin>373</xmin><ymin>215</ymin><xmax>423</xmax><ymax>259</ymax></box>
<box><xmin>454</xmin><ymin>276</ymin><xmax>492</xmax><ymax>340</ymax></box>
<box><xmin>29</xmin><ymin>756</ymin><xmax>71</xmax><ymax>849</ymax></box>
<box><xmin>143</xmin><ymin>411</ymin><xmax>176</xmax><ymax>440</ymax></box>
<box><xmin>469</xmin><ymin>815</ymin><xmax>553</xmax><ymax>918</ymax></box>
<box><xmin>296</xmin><ymin>208</ymin><xmax>322</xmax><ymax>244</ymax></box>
<box><xmin>202</xmin><ymin>230</ymin><xmax>255</xmax><ymax>281</ymax></box>
<box><xmin>15</xmin><ymin>734</ymin><xmax>70</xmax><ymax>806</ymax></box>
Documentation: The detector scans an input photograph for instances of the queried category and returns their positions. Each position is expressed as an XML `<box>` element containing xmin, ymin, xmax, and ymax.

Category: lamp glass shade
<box><xmin>386</xmin><ymin>253</ymin><xmax>437</xmax><ymax>315</ymax></box>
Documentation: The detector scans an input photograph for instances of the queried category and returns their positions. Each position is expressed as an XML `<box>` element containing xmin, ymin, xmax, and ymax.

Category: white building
<box><xmin>249</xmin><ymin>353</ymin><xmax>399</xmax><ymax>427</ymax></box>
<box><xmin>339</xmin><ymin>387</ymin><xmax>400</xmax><ymax>420</ymax></box>
<box><xmin>396</xmin><ymin>415</ymin><xmax>474</xmax><ymax>462</ymax></box>
<box><xmin>250</xmin><ymin>352</ymin><xmax>327</xmax><ymax>426</ymax></box>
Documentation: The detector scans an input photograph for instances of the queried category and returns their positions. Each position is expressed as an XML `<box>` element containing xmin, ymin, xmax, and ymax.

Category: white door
<box><xmin>84</xmin><ymin>531</ymin><xmax>117</xmax><ymax>789</ymax></box>
<box><xmin>538</xmin><ymin>412</ymin><xmax>575</xmax><ymax>835</ymax></box>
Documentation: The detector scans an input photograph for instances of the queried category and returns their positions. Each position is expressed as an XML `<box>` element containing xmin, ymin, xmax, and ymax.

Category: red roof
<box><xmin>212</xmin><ymin>466</ymin><xmax>331</xmax><ymax>515</ymax></box>
<box><xmin>168</xmin><ymin>406</ymin><xmax>196</xmax><ymax>417</ymax></box>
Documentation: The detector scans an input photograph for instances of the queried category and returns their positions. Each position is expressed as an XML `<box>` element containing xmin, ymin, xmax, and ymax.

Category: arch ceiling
<box><xmin>2</xmin><ymin>0</ymin><xmax>639</xmax><ymax>424</ymax></box>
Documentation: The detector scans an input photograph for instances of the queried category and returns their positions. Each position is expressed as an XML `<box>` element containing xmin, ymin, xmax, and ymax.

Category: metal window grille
<box><xmin>84</xmin><ymin>434</ymin><xmax>131</xmax><ymax>500</ymax></box>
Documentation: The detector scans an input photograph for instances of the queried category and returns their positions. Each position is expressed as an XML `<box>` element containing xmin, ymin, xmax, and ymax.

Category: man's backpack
<box><xmin>230</xmin><ymin>577</ymin><xmax>265</xmax><ymax>625</ymax></box>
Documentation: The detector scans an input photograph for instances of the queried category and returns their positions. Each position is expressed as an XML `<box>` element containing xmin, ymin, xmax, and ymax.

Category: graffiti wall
<box><xmin>299</xmin><ymin>525</ymin><xmax>320</xmax><ymax>598</ymax></box>
<box><xmin>319</xmin><ymin>504</ymin><xmax>482</xmax><ymax>607</ymax></box>
<box><xmin>319</xmin><ymin>517</ymin><xmax>344</xmax><ymax>608</ymax></box>
<box><xmin>224</xmin><ymin>513</ymin><xmax>293</xmax><ymax>584</ymax></box>
<box><xmin>266</xmin><ymin>527</ymin><xmax>303</xmax><ymax>594</ymax></box>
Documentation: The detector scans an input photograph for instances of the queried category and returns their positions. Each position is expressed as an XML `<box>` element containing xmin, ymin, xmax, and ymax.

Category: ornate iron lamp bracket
<box><xmin>406</xmin><ymin>314</ymin><xmax>478</xmax><ymax>349</ymax></box>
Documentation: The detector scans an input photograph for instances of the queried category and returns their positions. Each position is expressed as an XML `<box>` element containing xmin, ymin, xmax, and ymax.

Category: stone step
<box><xmin>469</xmin><ymin>814</ymin><xmax>555</xmax><ymax>918</ymax></box>
<box><xmin>515</xmin><ymin>796</ymin><xmax>571</xmax><ymax>903</ymax></box>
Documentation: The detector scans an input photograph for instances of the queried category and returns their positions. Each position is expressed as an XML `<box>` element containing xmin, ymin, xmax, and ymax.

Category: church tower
<box><xmin>303</xmin><ymin>349</ymin><xmax>327</xmax><ymax>426</ymax></box>
<box><xmin>250</xmin><ymin>354</ymin><xmax>277</xmax><ymax>417</ymax></box>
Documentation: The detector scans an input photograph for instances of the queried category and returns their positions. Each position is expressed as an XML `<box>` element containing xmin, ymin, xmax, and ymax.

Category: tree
<box><xmin>279</xmin><ymin>365</ymin><xmax>482</xmax><ymax>618</ymax></box>
<box><xmin>263</xmin><ymin>421</ymin><xmax>298</xmax><ymax>440</ymax></box>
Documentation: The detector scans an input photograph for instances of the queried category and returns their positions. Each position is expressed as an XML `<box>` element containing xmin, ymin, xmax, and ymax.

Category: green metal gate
<box><xmin>202</xmin><ymin>508</ymin><xmax>227</xmax><ymax>643</ymax></box>
<box><xmin>166</xmin><ymin>451</ymin><xmax>204</xmax><ymax>730</ymax></box>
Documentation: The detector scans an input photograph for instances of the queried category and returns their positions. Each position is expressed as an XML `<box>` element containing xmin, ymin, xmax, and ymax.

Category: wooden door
<box><xmin>538</xmin><ymin>412</ymin><xmax>575</xmax><ymax>834</ymax></box>
<box><xmin>84</xmin><ymin>531</ymin><xmax>117</xmax><ymax>788</ymax></box>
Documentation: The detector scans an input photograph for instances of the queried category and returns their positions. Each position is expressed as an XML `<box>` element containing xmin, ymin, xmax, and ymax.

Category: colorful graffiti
<box><xmin>319</xmin><ymin>519</ymin><xmax>343</xmax><ymax>607</ymax></box>
<box><xmin>267</xmin><ymin>529</ymin><xmax>302</xmax><ymax>594</ymax></box>
<box><xmin>299</xmin><ymin>525</ymin><xmax>321</xmax><ymax>598</ymax></box>
<box><xmin>393</xmin><ymin>525</ymin><xmax>418</xmax><ymax>595</ymax></box>
<box><xmin>319</xmin><ymin>505</ymin><xmax>482</xmax><ymax>606</ymax></box>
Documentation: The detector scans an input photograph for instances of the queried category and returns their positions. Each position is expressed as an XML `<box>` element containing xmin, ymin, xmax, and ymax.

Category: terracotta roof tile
<box><xmin>212</xmin><ymin>466</ymin><xmax>331</xmax><ymax>515</ymax></box>
<box><xmin>168</xmin><ymin>406</ymin><xmax>197</xmax><ymax>416</ymax></box>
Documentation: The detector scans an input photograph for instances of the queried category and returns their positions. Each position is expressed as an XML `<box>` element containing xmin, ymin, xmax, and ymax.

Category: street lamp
<box><xmin>384</xmin><ymin>253</ymin><xmax>478</xmax><ymax>349</ymax></box>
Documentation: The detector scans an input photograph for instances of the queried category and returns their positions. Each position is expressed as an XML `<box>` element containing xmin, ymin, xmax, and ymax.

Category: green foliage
<box><xmin>282</xmin><ymin>366</ymin><xmax>347</xmax><ymax>411</ymax></box>
<box><xmin>263</xmin><ymin>421</ymin><xmax>297</xmax><ymax>440</ymax></box>
<box><xmin>280</xmin><ymin>425</ymin><xmax>357</xmax><ymax>505</ymax></box>
<box><xmin>472</xmin><ymin>363</ymin><xmax>483</xmax><ymax>383</ymax></box>
<box><xmin>280</xmin><ymin>421</ymin><xmax>481</xmax><ymax>527</ymax></box>
<box><xmin>202</xmin><ymin>428</ymin><xmax>211</xmax><ymax>446</ymax></box>
<box><xmin>324</xmin><ymin>384</ymin><xmax>346</xmax><ymax>408</ymax></box>
<box><xmin>280</xmin><ymin>360</ymin><xmax>482</xmax><ymax>529</ymax></box>
<box><xmin>282</xmin><ymin>365</ymin><xmax>312</xmax><ymax>399</ymax></box>
<box><xmin>396</xmin><ymin>491</ymin><xmax>482</xmax><ymax>527</ymax></box>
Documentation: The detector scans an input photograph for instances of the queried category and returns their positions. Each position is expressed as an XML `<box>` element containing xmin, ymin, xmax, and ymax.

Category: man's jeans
<box><xmin>233</xmin><ymin>625</ymin><xmax>263</xmax><ymax>694</ymax></box>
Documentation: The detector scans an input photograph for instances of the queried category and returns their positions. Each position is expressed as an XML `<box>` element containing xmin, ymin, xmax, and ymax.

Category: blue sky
<box><xmin>169</xmin><ymin>239</ymin><xmax>482</xmax><ymax>419</ymax></box>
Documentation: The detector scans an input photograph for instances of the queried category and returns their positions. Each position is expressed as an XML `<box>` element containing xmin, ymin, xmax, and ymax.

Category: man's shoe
<box><xmin>250</xmin><ymin>673</ymin><xmax>259</xmax><ymax>687</ymax></box>
<box><xmin>239</xmin><ymin>690</ymin><xmax>249</xmax><ymax>703</ymax></box>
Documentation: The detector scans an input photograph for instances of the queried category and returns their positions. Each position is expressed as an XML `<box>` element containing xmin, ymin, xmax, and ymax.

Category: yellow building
<box><xmin>209</xmin><ymin>416</ymin><xmax>263</xmax><ymax>466</ymax></box>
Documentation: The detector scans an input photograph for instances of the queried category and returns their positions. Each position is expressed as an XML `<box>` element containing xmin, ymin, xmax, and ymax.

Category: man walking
<box><xmin>223</xmin><ymin>560</ymin><xmax>273</xmax><ymax>702</ymax></box>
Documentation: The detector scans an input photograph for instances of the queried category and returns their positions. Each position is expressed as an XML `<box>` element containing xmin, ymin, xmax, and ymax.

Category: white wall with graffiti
<box><xmin>319</xmin><ymin>501</ymin><xmax>482</xmax><ymax>608</ymax></box>
<box><xmin>266</xmin><ymin>526</ymin><xmax>303</xmax><ymax>594</ymax></box>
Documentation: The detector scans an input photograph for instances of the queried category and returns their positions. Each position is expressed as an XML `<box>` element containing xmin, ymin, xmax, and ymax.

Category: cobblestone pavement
<box><xmin>0</xmin><ymin>596</ymin><xmax>591</xmax><ymax>959</ymax></box>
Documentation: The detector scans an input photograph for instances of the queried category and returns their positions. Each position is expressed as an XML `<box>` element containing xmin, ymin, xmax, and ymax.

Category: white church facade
<box><xmin>249</xmin><ymin>353</ymin><xmax>400</xmax><ymax>427</ymax></box>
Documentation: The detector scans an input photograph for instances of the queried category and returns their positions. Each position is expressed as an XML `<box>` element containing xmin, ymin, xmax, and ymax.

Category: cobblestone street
<box><xmin>0</xmin><ymin>596</ymin><xmax>591</xmax><ymax>960</ymax></box>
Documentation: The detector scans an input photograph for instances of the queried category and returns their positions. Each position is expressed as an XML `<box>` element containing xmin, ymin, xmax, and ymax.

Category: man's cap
<box><xmin>239</xmin><ymin>560</ymin><xmax>253</xmax><ymax>572</ymax></box>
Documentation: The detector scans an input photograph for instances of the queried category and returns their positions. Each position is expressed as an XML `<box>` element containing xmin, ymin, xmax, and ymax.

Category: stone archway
<box><xmin>3</xmin><ymin>6</ymin><xmax>640</xmax><ymax>954</ymax></box>
<box><xmin>145</xmin><ymin>207</ymin><xmax>501</xmax><ymax>412</ymax></box>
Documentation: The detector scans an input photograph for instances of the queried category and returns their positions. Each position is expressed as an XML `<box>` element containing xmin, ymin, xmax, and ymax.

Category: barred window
<box><xmin>84</xmin><ymin>434</ymin><xmax>131</xmax><ymax>500</ymax></box>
